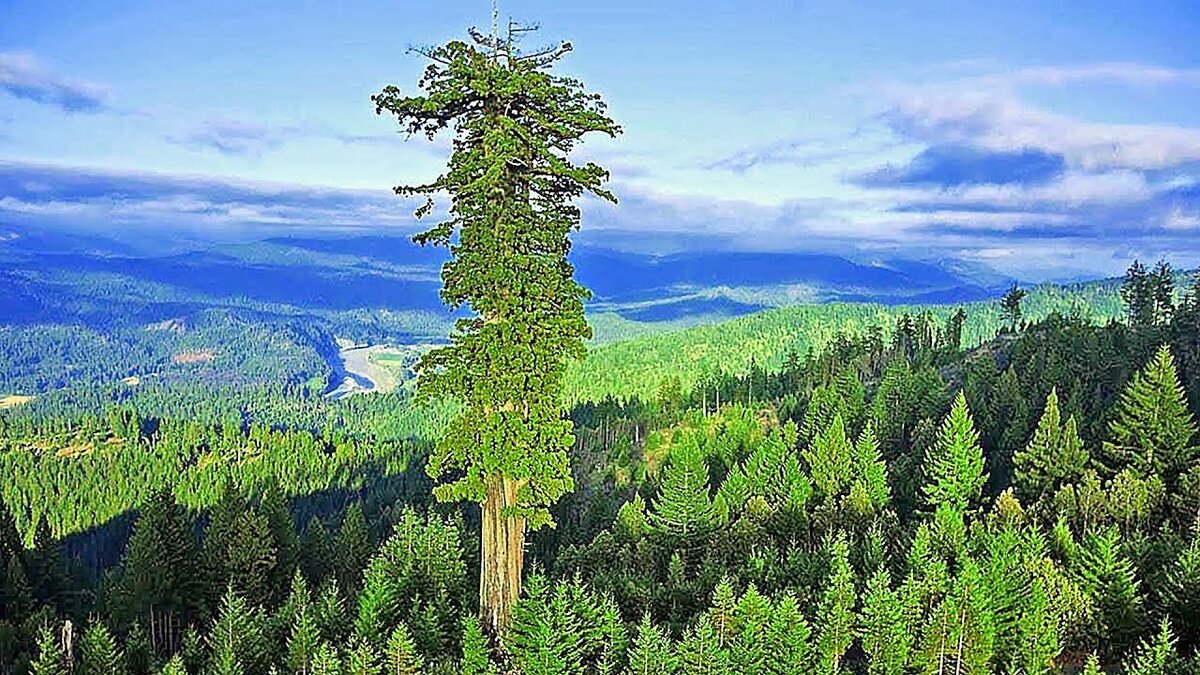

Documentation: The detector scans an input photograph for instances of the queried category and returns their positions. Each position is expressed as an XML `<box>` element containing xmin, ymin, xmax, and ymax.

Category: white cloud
<box><xmin>884</xmin><ymin>90</ymin><xmax>1200</xmax><ymax>171</ymax></box>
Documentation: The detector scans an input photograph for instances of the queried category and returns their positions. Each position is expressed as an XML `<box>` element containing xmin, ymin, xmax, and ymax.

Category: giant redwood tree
<box><xmin>371</xmin><ymin>25</ymin><xmax>620</xmax><ymax>635</ymax></box>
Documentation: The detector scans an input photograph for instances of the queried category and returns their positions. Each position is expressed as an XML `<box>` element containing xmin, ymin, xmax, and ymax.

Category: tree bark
<box><xmin>480</xmin><ymin>474</ymin><xmax>526</xmax><ymax>637</ymax></box>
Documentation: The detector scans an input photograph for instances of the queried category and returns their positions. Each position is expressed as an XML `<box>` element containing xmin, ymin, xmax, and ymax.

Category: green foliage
<box><xmin>353</xmin><ymin>510</ymin><xmax>465</xmax><ymax>659</ymax></box>
<box><xmin>1101</xmin><ymin>344</ymin><xmax>1198</xmax><ymax>482</ymax></box>
<box><xmin>859</xmin><ymin>569</ymin><xmax>909</xmax><ymax>675</ymax></box>
<box><xmin>79</xmin><ymin>622</ymin><xmax>126</xmax><ymax>675</ymax></box>
<box><xmin>1122</xmin><ymin>618</ymin><xmax>1178</xmax><ymax>675</ymax></box>
<box><xmin>815</xmin><ymin>535</ymin><xmax>856</xmax><ymax>673</ymax></box>
<box><xmin>459</xmin><ymin>615</ymin><xmax>490</xmax><ymax>675</ymax></box>
<box><xmin>1013</xmin><ymin>388</ymin><xmax>1089</xmax><ymax>502</ymax></box>
<box><xmin>923</xmin><ymin>392</ymin><xmax>988</xmax><ymax>511</ymax></box>
<box><xmin>372</xmin><ymin>29</ymin><xmax>620</xmax><ymax>529</ymax></box>
<box><xmin>804</xmin><ymin>414</ymin><xmax>854</xmax><ymax>499</ymax></box>
<box><xmin>1075</xmin><ymin>527</ymin><xmax>1144</xmax><ymax>656</ymax></box>
<box><xmin>30</xmin><ymin>626</ymin><xmax>66</xmax><ymax>675</ymax></box>
<box><xmin>627</xmin><ymin>614</ymin><xmax>677</xmax><ymax>675</ymax></box>
<box><xmin>384</xmin><ymin>623</ymin><xmax>423</xmax><ymax>675</ymax></box>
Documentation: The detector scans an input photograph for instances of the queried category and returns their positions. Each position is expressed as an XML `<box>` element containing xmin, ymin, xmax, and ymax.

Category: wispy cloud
<box><xmin>703</xmin><ymin>132</ymin><xmax>900</xmax><ymax>173</ymax></box>
<box><xmin>168</xmin><ymin>119</ymin><xmax>303</xmax><ymax>156</ymax></box>
<box><xmin>0</xmin><ymin>52</ymin><xmax>108</xmax><ymax>113</ymax></box>
<box><xmin>879</xmin><ymin>86</ymin><xmax>1200</xmax><ymax>172</ymax></box>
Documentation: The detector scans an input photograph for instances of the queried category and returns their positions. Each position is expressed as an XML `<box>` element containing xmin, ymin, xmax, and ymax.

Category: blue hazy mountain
<box><xmin>0</xmin><ymin>225</ymin><xmax>1016</xmax><ymax>326</ymax></box>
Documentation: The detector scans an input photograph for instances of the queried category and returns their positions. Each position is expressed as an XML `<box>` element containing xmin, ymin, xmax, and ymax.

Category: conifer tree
<box><xmin>1013</xmin><ymin>388</ymin><xmax>1089</xmax><ymax>501</ymax></box>
<box><xmin>310</xmin><ymin>642</ymin><xmax>342</xmax><ymax>675</ymax></box>
<box><xmin>373</xmin><ymin>16</ymin><xmax>620</xmax><ymax>635</ymax></box>
<box><xmin>849</xmin><ymin>424</ymin><xmax>890</xmax><ymax>516</ymax></box>
<box><xmin>125</xmin><ymin>620</ymin><xmax>154</xmax><ymax>675</ymax></box>
<box><xmin>627</xmin><ymin>614</ymin><xmax>677</xmax><ymax>675</ymax></box>
<box><xmin>676</xmin><ymin>615</ymin><xmax>727</xmax><ymax>675</ymax></box>
<box><xmin>158</xmin><ymin>656</ymin><xmax>186</xmax><ymax>675</ymax></box>
<box><xmin>1001</xmin><ymin>284</ymin><xmax>1027</xmax><ymax>332</ymax></box>
<box><xmin>343</xmin><ymin>637</ymin><xmax>379</xmax><ymax>675</ymax></box>
<box><xmin>765</xmin><ymin>595</ymin><xmax>812</xmax><ymax>674</ymax></box>
<box><xmin>384</xmin><ymin>624</ymin><xmax>423</xmax><ymax>675</ymax></box>
<box><xmin>78</xmin><ymin>622</ymin><xmax>126</xmax><ymax>675</ymax></box>
<box><xmin>1076</xmin><ymin>527</ymin><xmax>1144</xmax><ymax>656</ymax></box>
<box><xmin>923</xmin><ymin>392</ymin><xmax>988</xmax><ymax>511</ymax></box>
<box><xmin>815</xmin><ymin>535</ymin><xmax>856</xmax><ymax>673</ymax></box>
<box><xmin>1161</xmin><ymin>537</ymin><xmax>1200</xmax><ymax>650</ymax></box>
<box><xmin>315</xmin><ymin>579</ymin><xmax>349</xmax><ymax>645</ymax></box>
<box><xmin>262</xmin><ymin>483</ymin><xmax>299</xmax><ymax>604</ymax></box>
<box><xmin>207</xmin><ymin>587</ymin><xmax>267</xmax><ymax>675</ymax></box>
<box><xmin>300</xmin><ymin>518</ymin><xmax>334</xmax><ymax>587</ymax></box>
<box><xmin>804</xmin><ymin>414</ymin><xmax>854</xmax><ymax>499</ymax></box>
<box><xmin>1122</xmin><ymin>618</ymin><xmax>1177</xmax><ymax>675</ymax></box>
<box><xmin>1101</xmin><ymin>345</ymin><xmax>1198</xmax><ymax>483</ymax></box>
<box><xmin>287</xmin><ymin>601</ymin><xmax>320</xmax><ymax>674</ymax></box>
<box><xmin>335</xmin><ymin>503</ymin><xmax>372</xmax><ymax>599</ymax></box>
<box><xmin>649</xmin><ymin>438</ymin><xmax>716</xmax><ymax>542</ymax></box>
<box><xmin>460</xmin><ymin>615</ymin><xmax>490</xmax><ymax>675</ymax></box>
<box><xmin>1123</xmin><ymin>260</ymin><xmax>1155</xmax><ymax>327</ymax></box>
<box><xmin>123</xmin><ymin>488</ymin><xmax>204</xmax><ymax>655</ymax></box>
<box><xmin>30</xmin><ymin>626</ymin><xmax>66</xmax><ymax>675</ymax></box>
<box><xmin>728</xmin><ymin>585</ymin><xmax>770</xmax><ymax>674</ymax></box>
<box><xmin>1012</xmin><ymin>579</ymin><xmax>1060</xmax><ymax>675</ymax></box>
<box><xmin>859</xmin><ymin>569</ymin><xmax>909</xmax><ymax>675</ymax></box>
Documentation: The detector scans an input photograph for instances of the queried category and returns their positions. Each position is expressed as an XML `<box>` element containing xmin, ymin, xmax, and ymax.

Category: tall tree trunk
<box><xmin>480</xmin><ymin>474</ymin><xmax>526</xmax><ymax>637</ymax></box>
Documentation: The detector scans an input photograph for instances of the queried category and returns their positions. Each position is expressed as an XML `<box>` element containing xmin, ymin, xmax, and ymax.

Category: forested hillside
<box><xmin>2</xmin><ymin>261</ymin><xmax>1200</xmax><ymax>672</ymax></box>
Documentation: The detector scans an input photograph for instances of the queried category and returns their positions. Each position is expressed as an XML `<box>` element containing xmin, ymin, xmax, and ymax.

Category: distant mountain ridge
<box><xmin>1</xmin><ymin>225</ymin><xmax>1019</xmax><ymax>326</ymax></box>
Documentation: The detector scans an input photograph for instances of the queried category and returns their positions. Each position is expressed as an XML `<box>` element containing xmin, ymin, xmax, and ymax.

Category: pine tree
<box><xmin>343</xmin><ymin>637</ymin><xmax>379</xmax><ymax>675</ymax></box>
<box><xmin>384</xmin><ymin>623</ymin><xmax>423</xmax><ymax>675</ymax></box>
<box><xmin>1102</xmin><ymin>345</ymin><xmax>1198</xmax><ymax>483</ymax></box>
<box><xmin>649</xmin><ymin>437</ymin><xmax>715</xmax><ymax>542</ymax></box>
<box><xmin>1123</xmin><ymin>260</ymin><xmax>1155</xmax><ymax>327</ymax></box>
<box><xmin>1012</xmin><ymin>578</ymin><xmax>1060</xmax><ymax>675</ymax></box>
<box><xmin>30</xmin><ymin>626</ymin><xmax>66</xmax><ymax>675</ymax></box>
<box><xmin>765</xmin><ymin>595</ymin><xmax>811</xmax><ymax>674</ymax></box>
<box><xmin>1001</xmin><ymin>284</ymin><xmax>1027</xmax><ymax>332</ymax></box>
<box><xmin>815</xmin><ymin>535</ymin><xmax>856</xmax><ymax>673</ymax></box>
<box><xmin>300</xmin><ymin>518</ymin><xmax>334</xmax><ymax>587</ymax></box>
<box><xmin>123</xmin><ymin>488</ymin><xmax>204</xmax><ymax>655</ymax></box>
<box><xmin>373</xmin><ymin>18</ymin><xmax>620</xmax><ymax>637</ymax></box>
<box><xmin>1013</xmin><ymin>388</ymin><xmax>1089</xmax><ymax>501</ymax></box>
<box><xmin>627</xmin><ymin>614</ymin><xmax>677</xmax><ymax>675</ymax></box>
<box><xmin>335</xmin><ymin>503</ymin><xmax>372</xmax><ymax>599</ymax></box>
<box><xmin>923</xmin><ymin>392</ymin><xmax>988</xmax><ymax>511</ymax></box>
<box><xmin>859</xmin><ymin>569</ymin><xmax>909</xmax><ymax>675</ymax></box>
<box><xmin>1075</xmin><ymin>527</ymin><xmax>1143</xmax><ymax>656</ymax></box>
<box><xmin>78</xmin><ymin>622</ymin><xmax>126</xmax><ymax>675</ymax></box>
<box><xmin>460</xmin><ymin>615</ymin><xmax>490</xmax><ymax>675</ymax></box>
<box><xmin>804</xmin><ymin>414</ymin><xmax>854</xmax><ymax>500</ymax></box>
<box><xmin>261</xmin><ymin>483</ymin><xmax>299</xmax><ymax>605</ymax></box>
<box><xmin>287</xmin><ymin>601</ymin><xmax>320</xmax><ymax>674</ymax></box>
<box><xmin>676</xmin><ymin>615</ymin><xmax>727</xmax><ymax>675</ymax></box>
<box><xmin>158</xmin><ymin>656</ymin><xmax>187</xmax><ymax>675</ymax></box>
<box><xmin>728</xmin><ymin>585</ymin><xmax>770</xmax><ymax>674</ymax></box>
<box><xmin>311</xmin><ymin>642</ymin><xmax>342</xmax><ymax>675</ymax></box>
<box><xmin>849</xmin><ymin>424</ymin><xmax>890</xmax><ymax>516</ymax></box>
<box><xmin>1151</xmin><ymin>259</ymin><xmax>1177</xmax><ymax>326</ymax></box>
<box><xmin>315</xmin><ymin>579</ymin><xmax>349</xmax><ymax>645</ymax></box>
<box><xmin>207</xmin><ymin>587</ymin><xmax>267</xmax><ymax>675</ymax></box>
<box><xmin>1122</xmin><ymin>618</ymin><xmax>1177</xmax><ymax>675</ymax></box>
<box><xmin>1162</xmin><ymin>537</ymin><xmax>1200</xmax><ymax>651</ymax></box>
<box><xmin>125</xmin><ymin>620</ymin><xmax>154</xmax><ymax>675</ymax></box>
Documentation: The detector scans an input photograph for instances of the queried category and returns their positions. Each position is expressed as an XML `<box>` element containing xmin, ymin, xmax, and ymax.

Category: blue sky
<box><xmin>2</xmin><ymin>1</ymin><xmax>1199</xmax><ymax>279</ymax></box>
